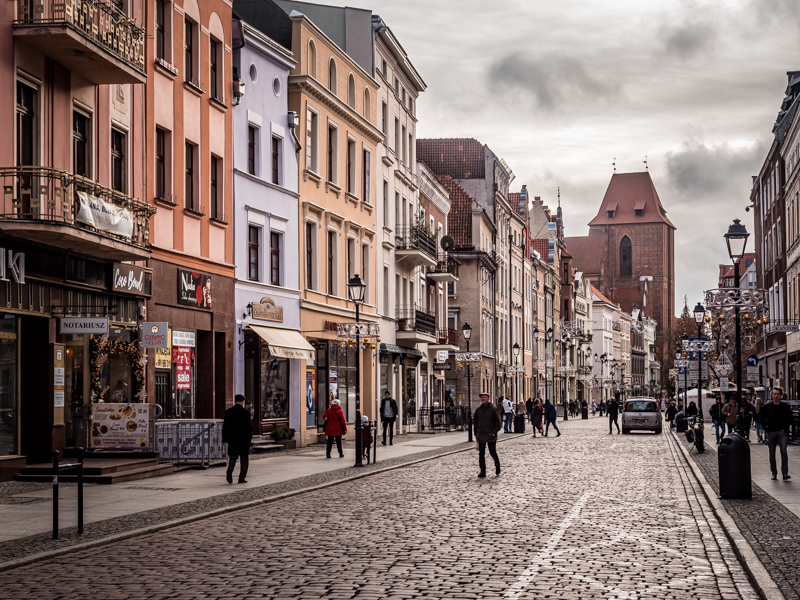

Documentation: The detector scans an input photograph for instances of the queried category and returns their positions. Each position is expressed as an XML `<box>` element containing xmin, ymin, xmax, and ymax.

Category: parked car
<box><xmin>622</xmin><ymin>397</ymin><xmax>662</xmax><ymax>434</ymax></box>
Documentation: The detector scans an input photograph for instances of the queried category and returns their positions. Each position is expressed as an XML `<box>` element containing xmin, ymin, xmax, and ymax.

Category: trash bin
<box><xmin>581</xmin><ymin>406</ymin><xmax>589</xmax><ymax>419</ymax></box>
<box><xmin>675</xmin><ymin>414</ymin><xmax>688</xmax><ymax>433</ymax></box>
<box><xmin>718</xmin><ymin>433</ymin><xmax>751</xmax><ymax>499</ymax></box>
<box><xmin>513</xmin><ymin>414</ymin><xmax>526</xmax><ymax>433</ymax></box>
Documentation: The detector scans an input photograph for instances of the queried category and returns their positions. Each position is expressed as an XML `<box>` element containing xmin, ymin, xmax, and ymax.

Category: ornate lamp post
<box><xmin>724</xmin><ymin>219</ymin><xmax>750</xmax><ymax>411</ymax></box>
<box><xmin>693</xmin><ymin>302</ymin><xmax>706</xmax><ymax>425</ymax></box>
<box><xmin>347</xmin><ymin>274</ymin><xmax>367</xmax><ymax>468</ymax></box>
<box><xmin>546</xmin><ymin>327</ymin><xmax>554</xmax><ymax>406</ymax></box>
<box><xmin>462</xmin><ymin>322</ymin><xmax>473</xmax><ymax>442</ymax></box>
<box><xmin>513</xmin><ymin>342</ymin><xmax>520</xmax><ymax>407</ymax></box>
<box><xmin>533</xmin><ymin>327</ymin><xmax>540</xmax><ymax>398</ymax></box>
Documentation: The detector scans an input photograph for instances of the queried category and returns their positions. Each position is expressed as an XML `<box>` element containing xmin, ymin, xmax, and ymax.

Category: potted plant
<box><xmin>269</xmin><ymin>427</ymin><xmax>297</xmax><ymax>450</ymax></box>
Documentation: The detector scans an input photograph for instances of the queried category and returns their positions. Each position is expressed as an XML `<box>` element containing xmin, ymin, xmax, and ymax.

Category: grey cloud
<box><xmin>487</xmin><ymin>52</ymin><xmax>620</xmax><ymax>111</ymax></box>
<box><xmin>659</xmin><ymin>20</ymin><xmax>717</xmax><ymax>61</ymax></box>
<box><xmin>746</xmin><ymin>0</ymin><xmax>800</xmax><ymax>28</ymax></box>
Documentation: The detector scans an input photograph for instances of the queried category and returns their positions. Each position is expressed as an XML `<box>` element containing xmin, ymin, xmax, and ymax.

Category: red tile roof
<box><xmin>416</xmin><ymin>138</ymin><xmax>486</xmax><ymax>180</ymax></box>
<box><xmin>592</xmin><ymin>285</ymin><xmax>614</xmax><ymax>305</ymax></box>
<box><xmin>531</xmin><ymin>238</ymin><xmax>550</xmax><ymax>262</ymax></box>
<box><xmin>564</xmin><ymin>230</ymin><xmax>606</xmax><ymax>275</ymax></box>
<box><xmin>611</xmin><ymin>286</ymin><xmax>645</xmax><ymax>315</ymax></box>
<box><xmin>509</xmin><ymin>192</ymin><xmax>521</xmax><ymax>214</ymax></box>
<box><xmin>588</xmin><ymin>172</ymin><xmax>675</xmax><ymax>228</ymax></box>
<box><xmin>439</xmin><ymin>176</ymin><xmax>474</xmax><ymax>247</ymax></box>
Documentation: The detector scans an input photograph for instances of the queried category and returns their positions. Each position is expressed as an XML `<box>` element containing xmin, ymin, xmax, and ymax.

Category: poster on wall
<box><xmin>91</xmin><ymin>403</ymin><xmax>153</xmax><ymax>449</ymax></box>
<box><xmin>306</xmin><ymin>369</ymin><xmax>316</xmax><ymax>427</ymax></box>
<box><xmin>177</xmin><ymin>269</ymin><xmax>212</xmax><ymax>308</ymax></box>
<box><xmin>175</xmin><ymin>346</ymin><xmax>192</xmax><ymax>390</ymax></box>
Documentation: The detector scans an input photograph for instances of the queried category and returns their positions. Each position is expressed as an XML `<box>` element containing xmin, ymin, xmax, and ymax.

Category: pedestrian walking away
<box><xmin>754</xmin><ymin>394</ymin><xmax>765</xmax><ymax>444</ymax></box>
<box><xmin>543</xmin><ymin>399</ymin><xmax>560</xmax><ymax>437</ymax></box>
<box><xmin>222</xmin><ymin>394</ymin><xmax>253</xmax><ymax>484</ymax></box>
<box><xmin>473</xmin><ymin>392</ymin><xmax>502</xmax><ymax>477</ymax></box>
<box><xmin>762</xmin><ymin>386</ymin><xmax>793</xmax><ymax>480</ymax></box>
<box><xmin>607</xmin><ymin>394</ymin><xmax>621</xmax><ymax>434</ymax></box>
<box><xmin>324</xmin><ymin>399</ymin><xmax>347</xmax><ymax>458</ymax></box>
<box><xmin>739</xmin><ymin>394</ymin><xmax>755</xmax><ymax>441</ymax></box>
<box><xmin>722</xmin><ymin>397</ymin><xmax>738</xmax><ymax>436</ymax></box>
<box><xmin>709</xmin><ymin>395</ymin><xmax>724</xmax><ymax>444</ymax></box>
<box><xmin>666</xmin><ymin>401</ymin><xmax>677</xmax><ymax>429</ymax></box>
<box><xmin>360</xmin><ymin>415</ymin><xmax>373</xmax><ymax>464</ymax></box>
<box><xmin>525</xmin><ymin>397</ymin><xmax>533</xmax><ymax>420</ymax></box>
<box><xmin>380</xmin><ymin>391</ymin><xmax>398</xmax><ymax>445</ymax></box>
<box><xmin>501</xmin><ymin>396</ymin><xmax>514</xmax><ymax>433</ymax></box>
<box><xmin>531</xmin><ymin>398</ymin><xmax>544</xmax><ymax>437</ymax></box>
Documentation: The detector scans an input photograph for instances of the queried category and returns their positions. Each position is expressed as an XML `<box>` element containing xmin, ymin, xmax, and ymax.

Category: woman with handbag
<box><xmin>323</xmin><ymin>399</ymin><xmax>347</xmax><ymax>458</ymax></box>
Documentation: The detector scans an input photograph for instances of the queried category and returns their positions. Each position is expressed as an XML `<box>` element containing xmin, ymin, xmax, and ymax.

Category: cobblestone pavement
<box><xmin>2</xmin><ymin>418</ymin><xmax>758</xmax><ymax>599</ymax></box>
<box><xmin>677</xmin><ymin>431</ymin><xmax>800</xmax><ymax>599</ymax></box>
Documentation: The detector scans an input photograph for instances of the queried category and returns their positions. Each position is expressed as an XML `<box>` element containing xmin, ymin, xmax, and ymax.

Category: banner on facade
<box><xmin>177</xmin><ymin>269</ymin><xmax>212</xmax><ymax>309</ymax></box>
<box><xmin>91</xmin><ymin>403</ymin><xmax>153</xmax><ymax>449</ymax></box>
<box><xmin>76</xmin><ymin>191</ymin><xmax>134</xmax><ymax>239</ymax></box>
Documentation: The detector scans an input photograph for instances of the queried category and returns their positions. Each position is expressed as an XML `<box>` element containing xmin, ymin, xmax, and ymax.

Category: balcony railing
<box><xmin>15</xmin><ymin>0</ymin><xmax>146</xmax><ymax>77</ymax></box>
<box><xmin>395</xmin><ymin>226</ymin><xmax>437</xmax><ymax>259</ymax></box>
<box><xmin>436</xmin><ymin>328</ymin><xmax>459</xmax><ymax>346</ymax></box>
<box><xmin>0</xmin><ymin>166</ymin><xmax>155</xmax><ymax>249</ymax></box>
<box><xmin>396</xmin><ymin>304</ymin><xmax>436</xmax><ymax>336</ymax></box>
<box><xmin>427</xmin><ymin>253</ymin><xmax>460</xmax><ymax>279</ymax></box>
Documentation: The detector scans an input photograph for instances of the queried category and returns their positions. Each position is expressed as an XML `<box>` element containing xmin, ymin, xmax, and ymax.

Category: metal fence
<box><xmin>417</xmin><ymin>406</ymin><xmax>468</xmax><ymax>432</ymax></box>
<box><xmin>155</xmin><ymin>419</ymin><xmax>226</xmax><ymax>467</ymax></box>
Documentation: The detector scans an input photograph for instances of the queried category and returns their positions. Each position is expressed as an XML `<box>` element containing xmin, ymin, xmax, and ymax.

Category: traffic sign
<box><xmin>720</xmin><ymin>377</ymin><xmax>729</xmax><ymax>392</ymax></box>
<box><xmin>747</xmin><ymin>355</ymin><xmax>759</xmax><ymax>367</ymax></box>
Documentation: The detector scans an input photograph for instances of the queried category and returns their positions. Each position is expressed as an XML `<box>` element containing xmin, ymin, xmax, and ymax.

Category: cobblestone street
<box><xmin>1</xmin><ymin>417</ymin><xmax>759</xmax><ymax>599</ymax></box>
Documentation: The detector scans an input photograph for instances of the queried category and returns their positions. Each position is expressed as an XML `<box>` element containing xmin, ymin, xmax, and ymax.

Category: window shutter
<box><xmin>306</xmin><ymin>107</ymin><xmax>313</xmax><ymax>169</ymax></box>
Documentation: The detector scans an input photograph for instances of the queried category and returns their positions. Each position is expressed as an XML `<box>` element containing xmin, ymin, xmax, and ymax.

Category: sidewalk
<box><xmin>0</xmin><ymin>430</ymin><xmax>474</xmax><ymax>545</ymax></box>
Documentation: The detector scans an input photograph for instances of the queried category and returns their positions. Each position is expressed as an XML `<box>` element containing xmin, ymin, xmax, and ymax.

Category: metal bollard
<box><xmin>52</xmin><ymin>450</ymin><xmax>59</xmax><ymax>540</ymax></box>
<box><xmin>77</xmin><ymin>447</ymin><xmax>84</xmax><ymax>534</ymax></box>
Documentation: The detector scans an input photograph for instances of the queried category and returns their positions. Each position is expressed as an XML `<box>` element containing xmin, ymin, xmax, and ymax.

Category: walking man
<box><xmin>762</xmin><ymin>386</ymin><xmax>793</xmax><ymax>480</ymax></box>
<box><xmin>607</xmin><ymin>393</ymin><xmax>621</xmax><ymax>434</ymax></box>
<box><xmin>474</xmin><ymin>392</ymin><xmax>502</xmax><ymax>477</ymax></box>
<box><xmin>543</xmin><ymin>399</ymin><xmax>561</xmax><ymax>437</ymax></box>
<box><xmin>501</xmin><ymin>395</ymin><xmax>514</xmax><ymax>433</ymax></box>
<box><xmin>709</xmin><ymin>395</ymin><xmax>725</xmax><ymax>444</ymax></box>
<box><xmin>222</xmin><ymin>394</ymin><xmax>253</xmax><ymax>484</ymax></box>
<box><xmin>380</xmin><ymin>391</ymin><xmax>398</xmax><ymax>445</ymax></box>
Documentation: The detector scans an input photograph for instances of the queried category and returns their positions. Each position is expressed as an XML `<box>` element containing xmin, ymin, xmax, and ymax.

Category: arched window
<box><xmin>620</xmin><ymin>236</ymin><xmax>632</xmax><ymax>278</ymax></box>
<box><xmin>363</xmin><ymin>88</ymin><xmax>370</xmax><ymax>121</ymax></box>
<box><xmin>328</xmin><ymin>58</ymin><xmax>337</xmax><ymax>94</ymax></box>
<box><xmin>347</xmin><ymin>73</ymin><xmax>356</xmax><ymax>109</ymax></box>
<box><xmin>307</xmin><ymin>40</ymin><xmax>317</xmax><ymax>78</ymax></box>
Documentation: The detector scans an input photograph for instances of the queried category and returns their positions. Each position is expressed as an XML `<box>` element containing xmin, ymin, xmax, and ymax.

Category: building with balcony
<box><xmin>0</xmin><ymin>0</ymin><xmax>154</xmax><ymax>477</ymax></box>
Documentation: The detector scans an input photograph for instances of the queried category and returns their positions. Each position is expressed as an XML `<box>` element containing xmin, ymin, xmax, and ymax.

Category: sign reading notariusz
<box><xmin>60</xmin><ymin>317</ymin><xmax>109</xmax><ymax>334</ymax></box>
<box><xmin>177</xmin><ymin>269</ymin><xmax>212</xmax><ymax>309</ymax></box>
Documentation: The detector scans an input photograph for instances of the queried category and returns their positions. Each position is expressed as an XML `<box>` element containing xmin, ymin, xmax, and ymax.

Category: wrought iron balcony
<box><xmin>395</xmin><ymin>227</ymin><xmax>437</xmax><ymax>269</ymax></box>
<box><xmin>14</xmin><ymin>0</ymin><xmax>146</xmax><ymax>84</ymax></box>
<box><xmin>396</xmin><ymin>304</ymin><xmax>436</xmax><ymax>340</ymax></box>
<box><xmin>0</xmin><ymin>166</ymin><xmax>156</xmax><ymax>260</ymax></box>
<box><xmin>427</xmin><ymin>253</ymin><xmax>460</xmax><ymax>282</ymax></box>
<box><xmin>435</xmin><ymin>328</ymin><xmax>459</xmax><ymax>347</ymax></box>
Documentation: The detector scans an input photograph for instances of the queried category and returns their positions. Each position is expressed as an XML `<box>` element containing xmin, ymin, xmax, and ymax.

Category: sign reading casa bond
<box><xmin>60</xmin><ymin>317</ymin><xmax>109</xmax><ymax>334</ymax></box>
<box><xmin>112</xmin><ymin>263</ymin><xmax>152</xmax><ymax>296</ymax></box>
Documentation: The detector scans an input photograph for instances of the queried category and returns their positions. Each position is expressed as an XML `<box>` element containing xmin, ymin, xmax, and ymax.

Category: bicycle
<box><xmin>685</xmin><ymin>415</ymin><xmax>705</xmax><ymax>453</ymax></box>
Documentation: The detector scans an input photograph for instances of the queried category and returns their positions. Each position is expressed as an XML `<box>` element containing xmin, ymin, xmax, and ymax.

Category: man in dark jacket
<box><xmin>709</xmin><ymin>396</ymin><xmax>724</xmax><ymax>444</ymax></box>
<box><xmin>607</xmin><ymin>394</ymin><xmax>621</xmax><ymax>434</ymax></box>
<box><xmin>380</xmin><ymin>391</ymin><xmax>399</xmax><ymax>445</ymax></box>
<box><xmin>222</xmin><ymin>394</ymin><xmax>253</xmax><ymax>484</ymax></box>
<box><xmin>474</xmin><ymin>392</ymin><xmax>502</xmax><ymax>477</ymax></box>
<box><xmin>543</xmin><ymin>399</ymin><xmax>560</xmax><ymax>437</ymax></box>
<box><xmin>762</xmin><ymin>386</ymin><xmax>793</xmax><ymax>480</ymax></box>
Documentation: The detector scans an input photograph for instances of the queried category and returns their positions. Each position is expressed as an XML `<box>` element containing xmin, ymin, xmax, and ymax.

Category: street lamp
<box><xmin>693</xmin><ymin>302</ymin><xmax>706</xmax><ymax>428</ymax></box>
<box><xmin>462</xmin><ymin>322</ymin><xmax>473</xmax><ymax>442</ymax></box>
<box><xmin>724</xmin><ymin>219</ymin><xmax>750</xmax><ymax>413</ymax></box>
<box><xmin>546</xmin><ymin>327</ymin><xmax>554</xmax><ymax>407</ymax></box>
<box><xmin>533</xmin><ymin>327</ymin><xmax>540</xmax><ymax>398</ymax></box>
<box><xmin>681</xmin><ymin>334</ymin><xmax>688</xmax><ymax>410</ymax></box>
<box><xmin>513</xmin><ymin>342</ymin><xmax>520</xmax><ymax>407</ymax></box>
<box><xmin>347</xmin><ymin>274</ymin><xmax>366</xmax><ymax>468</ymax></box>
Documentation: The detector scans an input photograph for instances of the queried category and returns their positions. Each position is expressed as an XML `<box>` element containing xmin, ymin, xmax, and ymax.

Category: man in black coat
<box><xmin>222</xmin><ymin>394</ymin><xmax>253</xmax><ymax>484</ymax></box>
<box><xmin>380</xmin><ymin>391</ymin><xmax>399</xmax><ymax>445</ymax></box>
<box><xmin>762</xmin><ymin>387</ymin><xmax>793</xmax><ymax>480</ymax></box>
<box><xmin>607</xmin><ymin>394</ymin><xmax>621</xmax><ymax>434</ymax></box>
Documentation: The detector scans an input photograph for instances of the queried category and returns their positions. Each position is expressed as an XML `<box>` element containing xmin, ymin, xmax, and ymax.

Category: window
<box><xmin>346</xmin><ymin>238</ymin><xmax>355</xmax><ymax>280</ymax></box>
<box><xmin>361</xmin><ymin>244</ymin><xmax>370</xmax><ymax>303</ymax></box>
<box><xmin>327</xmin><ymin>125</ymin><xmax>338</xmax><ymax>184</ymax></box>
<box><xmin>270</xmin><ymin>232</ymin><xmax>282</xmax><ymax>286</ymax></box>
<box><xmin>210</xmin><ymin>155</ymin><xmax>220</xmax><ymax>219</ymax></box>
<box><xmin>634</xmin><ymin>208</ymin><xmax>644</xmax><ymax>217</ymax></box>
<box><xmin>346</xmin><ymin>139</ymin><xmax>356</xmax><ymax>194</ymax></box>
<box><xmin>607</xmin><ymin>209</ymin><xmax>615</xmax><ymax>218</ymax></box>
<box><xmin>185</xmin><ymin>19</ymin><xmax>195</xmax><ymax>84</ymax></box>
<box><xmin>306</xmin><ymin>109</ymin><xmax>318</xmax><ymax>173</ymax></box>
<box><xmin>305</xmin><ymin>222</ymin><xmax>316</xmax><ymax>290</ymax></box>
<box><xmin>307</xmin><ymin>40</ymin><xmax>317</xmax><ymax>78</ymax></box>
<box><xmin>155</xmin><ymin>0</ymin><xmax>166</xmax><ymax>59</ymax></box>
<box><xmin>73</xmin><ymin>111</ymin><xmax>90</xmax><ymax>178</ymax></box>
<box><xmin>209</xmin><ymin>39</ymin><xmax>219</xmax><ymax>100</ymax></box>
<box><xmin>248</xmin><ymin>225</ymin><xmax>260</xmax><ymax>281</ymax></box>
<box><xmin>155</xmin><ymin>128</ymin><xmax>166</xmax><ymax>199</ymax></box>
<box><xmin>111</xmin><ymin>129</ymin><xmax>126</xmax><ymax>193</ymax></box>
<box><xmin>16</xmin><ymin>82</ymin><xmax>36</xmax><ymax>169</ymax></box>
<box><xmin>408</xmin><ymin>133</ymin><xmax>413</xmax><ymax>165</ymax></box>
<box><xmin>247</xmin><ymin>125</ymin><xmax>257</xmax><ymax>175</ymax></box>
<box><xmin>383</xmin><ymin>180</ymin><xmax>389</xmax><ymax>227</ymax></box>
<box><xmin>362</xmin><ymin>149</ymin><xmax>371</xmax><ymax>203</ymax></box>
<box><xmin>327</xmin><ymin>231</ymin><xmax>336</xmax><ymax>295</ymax></box>
<box><xmin>328</xmin><ymin>59</ymin><xmax>337</xmax><ymax>94</ymax></box>
<box><xmin>381</xmin><ymin>102</ymin><xmax>387</xmax><ymax>134</ymax></box>
<box><xmin>185</xmin><ymin>142</ymin><xmax>196</xmax><ymax>210</ymax></box>
<box><xmin>394</xmin><ymin>118</ymin><xmax>399</xmax><ymax>154</ymax></box>
<box><xmin>382</xmin><ymin>58</ymin><xmax>387</xmax><ymax>77</ymax></box>
<box><xmin>271</xmin><ymin>137</ymin><xmax>280</xmax><ymax>185</ymax></box>
<box><xmin>401</xmin><ymin>125</ymin><xmax>407</xmax><ymax>163</ymax></box>
<box><xmin>347</xmin><ymin>74</ymin><xmax>356</xmax><ymax>108</ymax></box>
<box><xmin>363</xmin><ymin>89</ymin><xmax>370</xmax><ymax>121</ymax></box>
<box><xmin>620</xmin><ymin>236</ymin><xmax>632</xmax><ymax>278</ymax></box>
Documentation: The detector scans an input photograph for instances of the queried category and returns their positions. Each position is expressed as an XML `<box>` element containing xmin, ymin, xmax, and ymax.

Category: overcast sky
<box><xmin>315</xmin><ymin>0</ymin><xmax>800</xmax><ymax>317</ymax></box>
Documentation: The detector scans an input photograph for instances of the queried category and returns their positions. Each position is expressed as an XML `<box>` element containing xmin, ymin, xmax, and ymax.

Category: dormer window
<box><xmin>607</xmin><ymin>209</ymin><xmax>616</xmax><ymax>218</ymax></box>
<box><xmin>634</xmin><ymin>201</ymin><xmax>645</xmax><ymax>217</ymax></box>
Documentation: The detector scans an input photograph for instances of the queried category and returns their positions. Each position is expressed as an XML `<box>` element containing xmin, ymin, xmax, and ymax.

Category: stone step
<box><xmin>15</xmin><ymin>463</ymin><xmax>176</xmax><ymax>484</ymax></box>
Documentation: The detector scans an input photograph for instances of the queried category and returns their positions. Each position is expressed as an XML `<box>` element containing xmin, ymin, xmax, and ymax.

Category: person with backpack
<box><xmin>543</xmin><ymin>399</ymin><xmax>560</xmax><ymax>437</ymax></box>
<box><xmin>501</xmin><ymin>396</ymin><xmax>514</xmax><ymax>433</ymax></box>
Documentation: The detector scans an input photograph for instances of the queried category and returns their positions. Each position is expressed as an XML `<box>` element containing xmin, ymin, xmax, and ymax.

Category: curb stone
<box><xmin>0</xmin><ymin>433</ymin><xmax>526</xmax><ymax>573</ymax></box>
<box><xmin>668</xmin><ymin>430</ymin><xmax>785</xmax><ymax>600</ymax></box>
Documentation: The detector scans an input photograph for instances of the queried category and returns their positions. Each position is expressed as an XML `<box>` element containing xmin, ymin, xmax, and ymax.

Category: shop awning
<box><xmin>380</xmin><ymin>343</ymin><xmax>423</xmax><ymax>357</ymax></box>
<box><xmin>247</xmin><ymin>325</ymin><xmax>315</xmax><ymax>360</ymax></box>
<box><xmin>433</xmin><ymin>373</ymin><xmax>445</xmax><ymax>381</ymax></box>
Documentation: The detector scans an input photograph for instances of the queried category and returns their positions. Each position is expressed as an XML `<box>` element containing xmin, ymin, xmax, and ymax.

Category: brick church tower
<box><xmin>565</xmin><ymin>172</ymin><xmax>675</xmax><ymax>379</ymax></box>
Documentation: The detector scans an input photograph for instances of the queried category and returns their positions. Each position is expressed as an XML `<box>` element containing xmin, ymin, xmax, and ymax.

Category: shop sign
<box><xmin>76</xmin><ymin>191</ymin><xmax>134</xmax><ymax>239</ymax></box>
<box><xmin>175</xmin><ymin>347</ymin><xmax>192</xmax><ymax>389</ymax></box>
<box><xmin>177</xmin><ymin>269</ymin><xmax>212</xmax><ymax>309</ymax></box>
<box><xmin>433</xmin><ymin>363</ymin><xmax>451</xmax><ymax>370</ymax></box>
<box><xmin>172</xmin><ymin>330</ymin><xmax>195</xmax><ymax>347</ymax></box>
<box><xmin>112</xmin><ymin>263</ymin><xmax>151</xmax><ymax>296</ymax></box>
<box><xmin>251</xmin><ymin>297</ymin><xmax>284</xmax><ymax>322</ymax></box>
<box><xmin>60</xmin><ymin>317</ymin><xmax>109</xmax><ymax>334</ymax></box>
<box><xmin>0</xmin><ymin>248</ymin><xmax>25</xmax><ymax>284</ymax></box>
<box><xmin>91</xmin><ymin>403</ymin><xmax>153</xmax><ymax>449</ymax></box>
<box><xmin>437</xmin><ymin>350</ymin><xmax>449</xmax><ymax>362</ymax></box>
<box><xmin>141</xmin><ymin>322</ymin><xmax>169</xmax><ymax>349</ymax></box>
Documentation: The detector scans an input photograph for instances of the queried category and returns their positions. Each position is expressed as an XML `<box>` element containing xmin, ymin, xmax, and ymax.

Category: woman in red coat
<box><xmin>323</xmin><ymin>399</ymin><xmax>347</xmax><ymax>458</ymax></box>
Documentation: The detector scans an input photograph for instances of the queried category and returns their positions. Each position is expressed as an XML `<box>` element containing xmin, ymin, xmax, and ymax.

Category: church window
<box><xmin>620</xmin><ymin>236</ymin><xmax>632</xmax><ymax>278</ymax></box>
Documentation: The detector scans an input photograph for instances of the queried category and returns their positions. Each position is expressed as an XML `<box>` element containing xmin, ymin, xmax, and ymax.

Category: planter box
<box><xmin>277</xmin><ymin>439</ymin><xmax>297</xmax><ymax>450</ymax></box>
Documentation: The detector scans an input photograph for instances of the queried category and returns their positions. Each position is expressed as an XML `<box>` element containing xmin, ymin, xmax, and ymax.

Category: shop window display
<box><xmin>260</xmin><ymin>350</ymin><xmax>288</xmax><ymax>420</ymax></box>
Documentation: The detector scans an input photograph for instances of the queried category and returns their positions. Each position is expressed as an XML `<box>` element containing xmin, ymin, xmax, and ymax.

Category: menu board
<box><xmin>91</xmin><ymin>403</ymin><xmax>153</xmax><ymax>449</ymax></box>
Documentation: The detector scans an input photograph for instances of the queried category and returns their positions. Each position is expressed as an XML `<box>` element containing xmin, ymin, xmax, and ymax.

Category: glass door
<box><xmin>0</xmin><ymin>317</ymin><xmax>17</xmax><ymax>456</ymax></box>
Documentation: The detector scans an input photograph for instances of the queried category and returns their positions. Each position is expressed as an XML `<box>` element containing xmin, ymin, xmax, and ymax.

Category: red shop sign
<box><xmin>175</xmin><ymin>346</ymin><xmax>192</xmax><ymax>390</ymax></box>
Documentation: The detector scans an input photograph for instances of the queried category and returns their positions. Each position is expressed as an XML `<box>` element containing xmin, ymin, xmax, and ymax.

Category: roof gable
<box><xmin>588</xmin><ymin>172</ymin><xmax>674</xmax><ymax>228</ymax></box>
<box><xmin>416</xmin><ymin>138</ymin><xmax>485</xmax><ymax>180</ymax></box>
